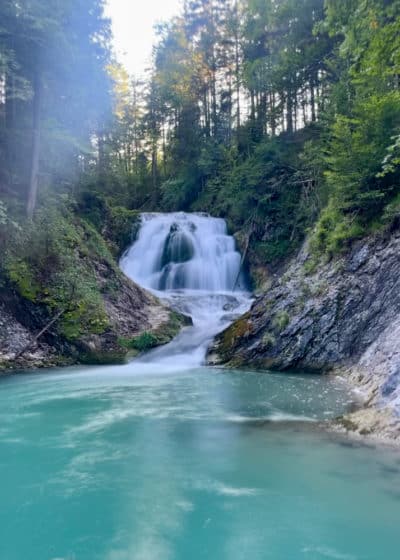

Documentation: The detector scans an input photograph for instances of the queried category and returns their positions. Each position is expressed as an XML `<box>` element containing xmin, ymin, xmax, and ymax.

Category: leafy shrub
<box><xmin>0</xmin><ymin>201</ymin><xmax>22</xmax><ymax>253</ymax></box>
<box><xmin>120</xmin><ymin>332</ymin><xmax>159</xmax><ymax>352</ymax></box>
<box><xmin>311</xmin><ymin>202</ymin><xmax>365</xmax><ymax>256</ymax></box>
<box><xmin>77</xmin><ymin>191</ymin><xmax>139</xmax><ymax>255</ymax></box>
<box><xmin>5</xmin><ymin>259</ymin><xmax>40</xmax><ymax>301</ymax></box>
<box><xmin>382</xmin><ymin>193</ymin><xmax>400</xmax><ymax>230</ymax></box>
<box><xmin>108</xmin><ymin>206</ymin><xmax>139</xmax><ymax>254</ymax></box>
<box><xmin>161</xmin><ymin>179</ymin><xmax>193</xmax><ymax>211</ymax></box>
<box><xmin>273</xmin><ymin>311</ymin><xmax>290</xmax><ymax>331</ymax></box>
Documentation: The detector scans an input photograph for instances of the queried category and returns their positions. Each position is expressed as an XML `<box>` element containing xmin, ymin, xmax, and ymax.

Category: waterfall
<box><xmin>121</xmin><ymin>213</ymin><xmax>244</xmax><ymax>292</ymax></box>
<box><xmin>120</xmin><ymin>213</ymin><xmax>252</xmax><ymax>369</ymax></box>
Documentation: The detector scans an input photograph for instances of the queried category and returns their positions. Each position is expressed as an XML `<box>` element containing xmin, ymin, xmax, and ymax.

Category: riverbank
<box><xmin>0</xmin><ymin>285</ymin><xmax>186</xmax><ymax>372</ymax></box>
<box><xmin>209</xmin><ymin>228</ymin><xmax>400</xmax><ymax>443</ymax></box>
<box><xmin>335</xmin><ymin>317</ymin><xmax>400</xmax><ymax>443</ymax></box>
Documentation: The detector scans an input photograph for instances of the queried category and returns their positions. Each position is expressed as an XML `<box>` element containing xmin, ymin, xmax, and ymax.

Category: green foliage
<box><xmin>76</xmin><ymin>191</ymin><xmax>139</xmax><ymax>255</ymax></box>
<box><xmin>0</xmin><ymin>201</ymin><xmax>22</xmax><ymax>251</ymax></box>
<box><xmin>255</xmin><ymin>240</ymin><xmax>293</xmax><ymax>264</ymax></box>
<box><xmin>161</xmin><ymin>179</ymin><xmax>192</xmax><ymax>211</ymax></box>
<box><xmin>311</xmin><ymin>202</ymin><xmax>365</xmax><ymax>256</ymax></box>
<box><xmin>309</xmin><ymin>2</ymin><xmax>400</xmax><ymax>256</ymax></box>
<box><xmin>273</xmin><ymin>311</ymin><xmax>290</xmax><ymax>331</ymax></box>
<box><xmin>108</xmin><ymin>206</ymin><xmax>140</xmax><ymax>254</ymax></box>
<box><xmin>303</xmin><ymin>257</ymin><xmax>319</xmax><ymax>276</ymax></box>
<box><xmin>193</xmin><ymin>129</ymin><xmax>323</xmax><ymax>264</ymax></box>
<box><xmin>76</xmin><ymin>192</ymin><xmax>108</xmax><ymax>232</ymax></box>
<box><xmin>262</xmin><ymin>332</ymin><xmax>276</xmax><ymax>348</ymax></box>
<box><xmin>2</xmin><ymin>202</ymin><xmax>111</xmax><ymax>341</ymax></box>
<box><xmin>379</xmin><ymin>135</ymin><xmax>400</xmax><ymax>179</ymax></box>
<box><xmin>325</xmin><ymin>94</ymin><xmax>400</xmax><ymax>218</ymax></box>
<box><xmin>5</xmin><ymin>259</ymin><xmax>41</xmax><ymax>301</ymax></box>
<box><xmin>120</xmin><ymin>332</ymin><xmax>159</xmax><ymax>352</ymax></box>
<box><xmin>382</xmin><ymin>193</ymin><xmax>400</xmax><ymax>229</ymax></box>
<box><xmin>119</xmin><ymin>310</ymin><xmax>185</xmax><ymax>353</ymax></box>
<box><xmin>48</xmin><ymin>257</ymin><xmax>109</xmax><ymax>341</ymax></box>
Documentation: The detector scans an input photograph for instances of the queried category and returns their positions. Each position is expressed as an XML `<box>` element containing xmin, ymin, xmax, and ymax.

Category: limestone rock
<box><xmin>209</xmin><ymin>230</ymin><xmax>400</xmax><ymax>441</ymax></box>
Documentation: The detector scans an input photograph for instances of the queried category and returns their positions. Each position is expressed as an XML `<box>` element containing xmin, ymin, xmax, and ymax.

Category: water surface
<box><xmin>0</xmin><ymin>366</ymin><xmax>399</xmax><ymax>560</ymax></box>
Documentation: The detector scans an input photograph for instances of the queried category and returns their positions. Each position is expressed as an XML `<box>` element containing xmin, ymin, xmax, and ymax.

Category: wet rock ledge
<box><xmin>208</xmin><ymin>230</ymin><xmax>400</xmax><ymax>443</ymax></box>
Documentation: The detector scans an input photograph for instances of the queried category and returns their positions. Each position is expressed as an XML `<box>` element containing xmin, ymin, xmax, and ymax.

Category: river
<box><xmin>0</xmin><ymin>213</ymin><xmax>399</xmax><ymax>559</ymax></box>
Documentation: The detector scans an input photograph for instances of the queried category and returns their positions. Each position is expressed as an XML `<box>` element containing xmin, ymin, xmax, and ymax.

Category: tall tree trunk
<box><xmin>250</xmin><ymin>90</ymin><xmax>255</xmax><ymax>122</ymax></box>
<box><xmin>310</xmin><ymin>78</ymin><xmax>316</xmax><ymax>123</ymax></box>
<box><xmin>203</xmin><ymin>89</ymin><xmax>210</xmax><ymax>138</ymax></box>
<box><xmin>97</xmin><ymin>132</ymin><xmax>106</xmax><ymax>176</ymax></box>
<box><xmin>151</xmin><ymin>141</ymin><xmax>158</xmax><ymax>206</ymax></box>
<box><xmin>4</xmin><ymin>72</ymin><xmax>16</xmax><ymax>188</ymax></box>
<box><xmin>162</xmin><ymin>126</ymin><xmax>167</xmax><ymax>177</ymax></box>
<box><xmin>227</xmin><ymin>78</ymin><xmax>233</xmax><ymax>144</ymax></box>
<box><xmin>286</xmin><ymin>91</ymin><xmax>293</xmax><ymax>134</ymax></box>
<box><xmin>260</xmin><ymin>92</ymin><xmax>267</xmax><ymax>135</ymax></box>
<box><xmin>5</xmin><ymin>73</ymin><xmax>15</xmax><ymax>131</ymax></box>
<box><xmin>211</xmin><ymin>65</ymin><xmax>217</xmax><ymax>136</ymax></box>
<box><xmin>302</xmin><ymin>89</ymin><xmax>307</xmax><ymax>126</ymax></box>
<box><xmin>27</xmin><ymin>71</ymin><xmax>42</xmax><ymax>219</ymax></box>
<box><xmin>234</xmin><ymin>0</ymin><xmax>241</xmax><ymax>134</ymax></box>
<box><xmin>269</xmin><ymin>90</ymin><xmax>276</xmax><ymax>137</ymax></box>
<box><xmin>126</xmin><ymin>142</ymin><xmax>132</xmax><ymax>174</ymax></box>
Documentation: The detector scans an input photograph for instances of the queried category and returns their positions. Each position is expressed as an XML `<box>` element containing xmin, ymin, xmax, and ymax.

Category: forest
<box><xmin>1</xmin><ymin>0</ymin><xmax>400</xmax><ymax>335</ymax></box>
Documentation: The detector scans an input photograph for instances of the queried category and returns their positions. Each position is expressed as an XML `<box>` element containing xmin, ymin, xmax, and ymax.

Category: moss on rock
<box><xmin>219</xmin><ymin>314</ymin><xmax>253</xmax><ymax>359</ymax></box>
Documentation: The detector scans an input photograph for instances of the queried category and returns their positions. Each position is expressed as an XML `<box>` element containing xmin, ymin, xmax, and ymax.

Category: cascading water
<box><xmin>120</xmin><ymin>213</ymin><xmax>252</xmax><ymax>369</ymax></box>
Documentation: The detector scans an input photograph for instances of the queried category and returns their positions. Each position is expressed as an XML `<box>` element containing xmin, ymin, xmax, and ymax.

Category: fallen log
<box><xmin>14</xmin><ymin>308</ymin><xmax>64</xmax><ymax>360</ymax></box>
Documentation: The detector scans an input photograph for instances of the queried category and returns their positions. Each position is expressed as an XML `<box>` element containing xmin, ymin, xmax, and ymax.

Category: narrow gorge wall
<box><xmin>209</xmin><ymin>229</ymin><xmax>400</xmax><ymax>441</ymax></box>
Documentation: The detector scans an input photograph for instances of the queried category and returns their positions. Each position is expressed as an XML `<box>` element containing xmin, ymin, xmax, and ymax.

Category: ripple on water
<box><xmin>0</xmin><ymin>367</ymin><xmax>397</xmax><ymax>560</ymax></box>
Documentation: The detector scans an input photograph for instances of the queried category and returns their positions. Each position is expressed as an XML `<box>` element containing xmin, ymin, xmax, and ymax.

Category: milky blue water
<box><xmin>0</xmin><ymin>366</ymin><xmax>399</xmax><ymax>560</ymax></box>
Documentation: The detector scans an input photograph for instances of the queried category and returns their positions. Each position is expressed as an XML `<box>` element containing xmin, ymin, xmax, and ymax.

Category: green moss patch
<box><xmin>2</xmin><ymin>203</ymin><xmax>112</xmax><ymax>342</ymax></box>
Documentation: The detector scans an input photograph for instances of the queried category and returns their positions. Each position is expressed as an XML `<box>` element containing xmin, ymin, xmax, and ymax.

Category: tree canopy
<box><xmin>1</xmin><ymin>0</ymin><xmax>400</xmax><ymax>263</ymax></box>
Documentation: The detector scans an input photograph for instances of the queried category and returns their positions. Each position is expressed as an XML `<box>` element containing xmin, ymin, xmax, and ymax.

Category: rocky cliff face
<box><xmin>208</xmin><ymin>230</ymin><xmax>400</xmax><ymax>441</ymax></box>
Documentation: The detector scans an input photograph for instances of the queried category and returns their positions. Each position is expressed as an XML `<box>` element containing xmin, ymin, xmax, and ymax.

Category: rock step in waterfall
<box><xmin>120</xmin><ymin>213</ymin><xmax>252</xmax><ymax>369</ymax></box>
